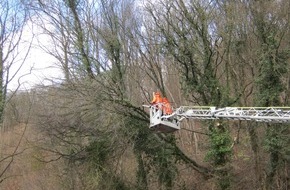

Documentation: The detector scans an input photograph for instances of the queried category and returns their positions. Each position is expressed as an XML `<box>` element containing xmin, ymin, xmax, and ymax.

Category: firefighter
<box><xmin>150</xmin><ymin>92</ymin><xmax>163</xmax><ymax>113</ymax></box>
<box><xmin>162</xmin><ymin>97</ymin><xmax>173</xmax><ymax>115</ymax></box>
<box><xmin>151</xmin><ymin>92</ymin><xmax>162</xmax><ymax>105</ymax></box>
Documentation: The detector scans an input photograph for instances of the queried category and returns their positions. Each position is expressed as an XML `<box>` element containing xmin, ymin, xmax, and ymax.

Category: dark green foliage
<box><xmin>215</xmin><ymin>169</ymin><xmax>231</xmax><ymax>190</ymax></box>
<box><xmin>264</xmin><ymin>125</ymin><xmax>289</xmax><ymax>154</ymax></box>
<box><xmin>84</xmin><ymin>136</ymin><xmax>132</xmax><ymax>190</ymax></box>
<box><xmin>108</xmin><ymin>175</ymin><xmax>131</xmax><ymax>190</ymax></box>
<box><xmin>264</xmin><ymin>123</ymin><xmax>290</xmax><ymax>188</ymax></box>
<box><xmin>141</xmin><ymin>136</ymin><xmax>176</xmax><ymax>187</ymax></box>
<box><xmin>150</xmin><ymin>141</ymin><xmax>177</xmax><ymax>190</ymax></box>
<box><xmin>206</xmin><ymin>125</ymin><xmax>232</xmax><ymax>166</ymax></box>
<box><xmin>122</xmin><ymin>116</ymin><xmax>178</xmax><ymax>189</ymax></box>
<box><xmin>206</xmin><ymin>122</ymin><xmax>232</xmax><ymax>190</ymax></box>
<box><xmin>136</xmin><ymin>151</ymin><xmax>148</xmax><ymax>190</ymax></box>
<box><xmin>85</xmin><ymin>139</ymin><xmax>111</xmax><ymax>171</ymax></box>
<box><xmin>255</xmin><ymin>48</ymin><xmax>287</xmax><ymax>106</ymax></box>
<box><xmin>253</xmin><ymin>8</ymin><xmax>289</xmax><ymax>188</ymax></box>
<box><xmin>254</xmin><ymin>28</ymin><xmax>288</xmax><ymax>106</ymax></box>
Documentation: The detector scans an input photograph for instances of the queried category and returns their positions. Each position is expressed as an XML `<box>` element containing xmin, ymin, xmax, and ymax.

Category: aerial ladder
<box><xmin>146</xmin><ymin>92</ymin><xmax>290</xmax><ymax>133</ymax></box>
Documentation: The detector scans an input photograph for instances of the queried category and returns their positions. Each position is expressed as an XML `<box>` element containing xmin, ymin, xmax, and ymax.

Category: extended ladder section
<box><xmin>149</xmin><ymin>105</ymin><xmax>290</xmax><ymax>133</ymax></box>
<box><xmin>176</xmin><ymin>106</ymin><xmax>290</xmax><ymax>122</ymax></box>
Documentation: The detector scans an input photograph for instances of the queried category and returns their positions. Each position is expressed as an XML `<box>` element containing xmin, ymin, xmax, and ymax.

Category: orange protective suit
<box><xmin>151</xmin><ymin>92</ymin><xmax>162</xmax><ymax>105</ymax></box>
<box><xmin>151</xmin><ymin>92</ymin><xmax>173</xmax><ymax>115</ymax></box>
<box><xmin>162</xmin><ymin>97</ymin><xmax>173</xmax><ymax>115</ymax></box>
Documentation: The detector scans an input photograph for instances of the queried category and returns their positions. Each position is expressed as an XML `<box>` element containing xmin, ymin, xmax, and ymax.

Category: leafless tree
<box><xmin>0</xmin><ymin>0</ymin><xmax>32</xmax><ymax>124</ymax></box>
<box><xmin>9</xmin><ymin>0</ymin><xmax>289</xmax><ymax>189</ymax></box>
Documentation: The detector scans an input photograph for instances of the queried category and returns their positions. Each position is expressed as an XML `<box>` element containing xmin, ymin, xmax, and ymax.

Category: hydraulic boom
<box><xmin>148</xmin><ymin>104</ymin><xmax>290</xmax><ymax>133</ymax></box>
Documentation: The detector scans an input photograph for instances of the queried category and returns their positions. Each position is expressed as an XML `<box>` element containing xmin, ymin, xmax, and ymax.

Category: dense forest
<box><xmin>1</xmin><ymin>0</ymin><xmax>290</xmax><ymax>189</ymax></box>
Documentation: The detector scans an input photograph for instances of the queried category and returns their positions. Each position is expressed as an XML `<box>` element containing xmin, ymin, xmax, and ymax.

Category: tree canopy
<box><xmin>1</xmin><ymin>0</ymin><xmax>290</xmax><ymax>189</ymax></box>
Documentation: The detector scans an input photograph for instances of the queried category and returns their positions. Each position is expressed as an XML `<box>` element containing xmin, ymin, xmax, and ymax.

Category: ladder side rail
<box><xmin>174</xmin><ymin>107</ymin><xmax>290</xmax><ymax>123</ymax></box>
<box><xmin>211</xmin><ymin>107</ymin><xmax>290</xmax><ymax>123</ymax></box>
<box><xmin>176</xmin><ymin>106</ymin><xmax>216</xmax><ymax>119</ymax></box>
<box><xmin>212</xmin><ymin>107</ymin><xmax>288</xmax><ymax>116</ymax></box>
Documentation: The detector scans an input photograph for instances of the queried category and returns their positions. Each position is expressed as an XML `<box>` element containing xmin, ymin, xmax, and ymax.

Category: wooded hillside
<box><xmin>1</xmin><ymin>0</ymin><xmax>290</xmax><ymax>189</ymax></box>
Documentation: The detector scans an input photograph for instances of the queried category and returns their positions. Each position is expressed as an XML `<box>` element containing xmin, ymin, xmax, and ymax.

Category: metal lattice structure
<box><xmin>148</xmin><ymin>104</ymin><xmax>290</xmax><ymax>133</ymax></box>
